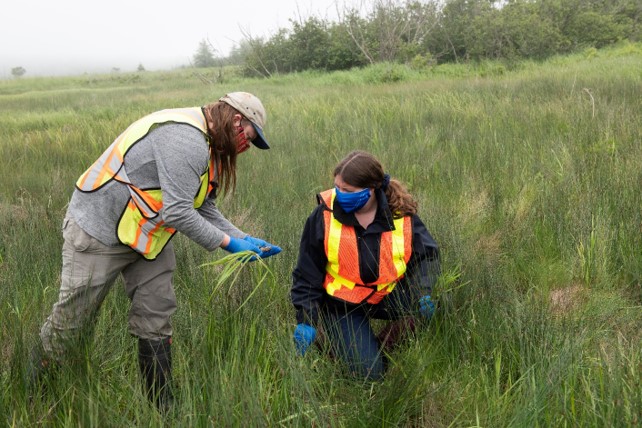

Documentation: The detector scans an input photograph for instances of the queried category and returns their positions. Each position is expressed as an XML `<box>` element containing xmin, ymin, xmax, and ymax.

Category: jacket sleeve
<box><xmin>291</xmin><ymin>205</ymin><xmax>327</xmax><ymax>325</ymax></box>
<box><xmin>403</xmin><ymin>215</ymin><xmax>440</xmax><ymax>297</ymax></box>
<box><xmin>150</xmin><ymin>124</ymin><xmax>228</xmax><ymax>250</ymax></box>
<box><xmin>198</xmin><ymin>198</ymin><xmax>246</xmax><ymax>239</ymax></box>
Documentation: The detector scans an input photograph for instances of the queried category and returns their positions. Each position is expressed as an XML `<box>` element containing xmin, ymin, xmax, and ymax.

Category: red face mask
<box><xmin>236</xmin><ymin>125</ymin><xmax>250</xmax><ymax>154</ymax></box>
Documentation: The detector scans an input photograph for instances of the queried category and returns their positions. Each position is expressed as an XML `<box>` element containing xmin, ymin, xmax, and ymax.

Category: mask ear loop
<box><xmin>235</xmin><ymin>117</ymin><xmax>251</xmax><ymax>153</ymax></box>
<box><xmin>236</xmin><ymin>130</ymin><xmax>250</xmax><ymax>153</ymax></box>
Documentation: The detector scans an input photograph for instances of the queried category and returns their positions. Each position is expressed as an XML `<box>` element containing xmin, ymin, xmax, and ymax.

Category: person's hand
<box><xmin>243</xmin><ymin>235</ymin><xmax>283</xmax><ymax>259</ymax></box>
<box><xmin>222</xmin><ymin>236</ymin><xmax>261</xmax><ymax>261</ymax></box>
<box><xmin>259</xmin><ymin>245</ymin><xmax>282</xmax><ymax>259</ymax></box>
<box><xmin>418</xmin><ymin>295</ymin><xmax>435</xmax><ymax>320</ymax></box>
<box><xmin>243</xmin><ymin>235</ymin><xmax>268</xmax><ymax>247</ymax></box>
<box><xmin>293</xmin><ymin>323</ymin><xmax>317</xmax><ymax>356</ymax></box>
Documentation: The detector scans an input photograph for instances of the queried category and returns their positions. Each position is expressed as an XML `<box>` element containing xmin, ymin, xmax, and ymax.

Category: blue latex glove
<box><xmin>293</xmin><ymin>323</ymin><xmax>317</xmax><ymax>356</ymax></box>
<box><xmin>243</xmin><ymin>235</ymin><xmax>283</xmax><ymax>259</ymax></box>
<box><xmin>259</xmin><ymin>245</ymin><xmax>282</xmax><ymax>259</ymax></box>
<box><xmin>243</xmin><ymin>235</ymin><xmax>268</xmax><ymax>247</ymax></box>
<box><xmin>418</xmin><ymin>295</ymin><xmax>435</xmax><ymax>320</ymax></box>
<box><xmin>222</xmin><ymin>236</ymin><xmax>261</xmax><ymax>261</ymax></box>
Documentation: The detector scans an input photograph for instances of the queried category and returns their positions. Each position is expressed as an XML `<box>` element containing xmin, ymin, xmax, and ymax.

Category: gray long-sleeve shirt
<box><xmin>67</xmin><ymin>123</ymin><xmax>244</xmax><ymax>250</ymax></box>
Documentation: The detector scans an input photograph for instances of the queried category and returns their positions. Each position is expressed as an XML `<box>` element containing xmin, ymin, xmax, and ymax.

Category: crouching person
<box><xmin>290</xmin><ymin>150</ymin><xmax>440</xmax><ymax>380</ymax></box>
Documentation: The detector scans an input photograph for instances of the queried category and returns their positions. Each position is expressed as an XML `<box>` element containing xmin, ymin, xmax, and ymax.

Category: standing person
<box><xmin>291</xmin><ymin>150</ymin><xmax>439</xmax><ymax>380</ymax></box>
<box><xmin>29</xmin><ymin>92</ymin><xmax>282</xmax><ymax>410</ymax></box>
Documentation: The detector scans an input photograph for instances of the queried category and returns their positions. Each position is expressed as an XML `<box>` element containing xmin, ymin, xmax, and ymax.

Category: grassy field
<box><xmin>1</xmin><ymin>43</ymin><xmax>641</xmax><ymax>426</ymax></box>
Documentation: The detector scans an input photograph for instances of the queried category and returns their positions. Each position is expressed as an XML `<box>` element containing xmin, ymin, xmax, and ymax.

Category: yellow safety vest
<box><xmin>319</xmin><ymin>189</ymin><xmax>412</xmax><ymax>305</ymax></box>
<box><xmin>76</xmin><ymin>108</ymin><xmax>215</xmax><ymax>260</ymax></box>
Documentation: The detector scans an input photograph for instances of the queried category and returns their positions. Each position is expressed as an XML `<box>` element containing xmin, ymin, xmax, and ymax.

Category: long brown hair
<box><xmin>333</xmin><ymin>150</ymin><xmax>417</xmax><ymax>217</ymax></box>
<box><xmin>202</xmin><ymin>101</ymin><xmax>241</xmax><ymax>195</ymax></box>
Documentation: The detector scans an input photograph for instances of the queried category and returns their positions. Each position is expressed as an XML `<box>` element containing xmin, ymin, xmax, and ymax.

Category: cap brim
<box><xmin>251</xmin><ymin>124</ymin><xmax>270</xmax><ymax>150</ymax></box>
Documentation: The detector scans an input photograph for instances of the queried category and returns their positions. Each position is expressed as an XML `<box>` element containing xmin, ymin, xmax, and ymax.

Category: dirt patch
<box><xmin>0</xmin><ymin>202</ymin><xmax>29</xmax><ymax>222</ymax></box>
<box><xmin>474</xmin><ymin>231</ymin><xmax>503</xmax><ymax>265</ymax></box>
<box><xmin>550</xmin><ymin>284</ymin><xmax>586</xmax><ymax>316</ymax></box>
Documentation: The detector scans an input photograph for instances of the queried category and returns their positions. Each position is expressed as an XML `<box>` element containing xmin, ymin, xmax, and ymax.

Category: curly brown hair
<box><xmin>202</xmin><ymin>101</ymin><xmax>241</xmax><ymax>195</ymax></box>
<box><xmin>333</xmin><ymin>150</ymin><xmax>417</xmax><ymax>217</ymax></box>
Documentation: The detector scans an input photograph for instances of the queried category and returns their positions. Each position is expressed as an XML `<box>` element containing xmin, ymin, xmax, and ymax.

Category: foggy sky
<box><xmin>0</xmin><ymin>0</ymin><xmax>343</xmax><ymax>78</ymax></box>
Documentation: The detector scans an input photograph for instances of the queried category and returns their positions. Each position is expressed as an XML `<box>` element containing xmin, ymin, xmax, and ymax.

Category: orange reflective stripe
<box><xmin>77</xmin><ymin>173</ymin><xmax>89</xmax><ymax>190</ymax></box>
<box><xmin>91</xmin><ymin>143</ymin><xmax>121</xmax><ymax>190</ymax></box>
<box><xmin>144</xmin><ymin>220</ymin><xmax>165</xmax><ymax>255</ymax></box>
<box><xmin>206</xmin><ymin>157</ymin><xmax>215</xmax><ymax>194</ymax></box>
<box><xmin>130</xmin><ymin>186</ymin><xmax>163</xmax><ymax>215</ymax></box>
<box><xmin>132</xmin><ymin>216</ymin><xmax>145</xmax><ymax>249</ymax></box>
<box><xmin>94</xmin><ymin>166</ymin><xmax>112</xmax><ymax>190</ymax></box>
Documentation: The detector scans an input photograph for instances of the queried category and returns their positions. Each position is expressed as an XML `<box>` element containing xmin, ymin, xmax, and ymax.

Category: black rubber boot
<box><xmin>26</xmin><ymin>342</ymin><xmax>56</xmax><ymax>401</ymax></box>
<box><xmin>138</xmin><ymin>337</ymin><xmax>173</xmax><ymax>412</ymax></box>
<box><xmin>376</xmin><ymin>317</ymin><xmax>417</xmax><ymax>353</ymax></box>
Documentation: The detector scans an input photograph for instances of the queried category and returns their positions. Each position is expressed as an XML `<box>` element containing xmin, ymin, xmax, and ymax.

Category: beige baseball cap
<box><xmin>219</xmin><ymin>92</ymin><xmax>270</xmax><ymax>149</ymax></box>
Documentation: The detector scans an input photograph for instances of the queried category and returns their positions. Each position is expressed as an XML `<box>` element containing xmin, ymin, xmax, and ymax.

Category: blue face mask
<box><xmin>335</xmin><ymin>186</ymin><xmax>371</xmax><ymax>213</ymax></box>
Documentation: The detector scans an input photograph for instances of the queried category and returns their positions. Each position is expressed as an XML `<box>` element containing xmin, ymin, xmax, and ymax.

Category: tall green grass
<box><xmin>1</xmin><ymin>43</ymin><xmax>641</xmax><ymax>426</ymax></box>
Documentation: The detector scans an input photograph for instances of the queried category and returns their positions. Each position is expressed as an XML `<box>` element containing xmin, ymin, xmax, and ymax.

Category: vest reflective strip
<box><xmin>129</xmin><ymin>202</ymin><xmax>146</xmax><ymax>249</ymax></box>
<box><xmin>138</xmin><ymin>218</ymin><xmax>170</xmax><ymax>255</ymax></box>
<box><xmin>77</xmin><ymin>145</ymin><xmax>121</xmax><ymax>190</ymax></box>
<box><xmin>320</xmin><ymin>189</ymin><xmax>412</xmax><ymax>304</ymax></box>
<box><xmin>325</xmin><ymin>190</ymin><xmax>348</xmax><ymax>294</ymax></box>
<box><xmin>379</xmin><ymin>216</ymin><xmax>411</xmax><ymax>285</ymax></box>
<box><xmin>203</xmin><ymin>159</ymin><xmax>217</xmax><ymax>201</ymax></box>
<box><xmin>130</xmin><ymin>186</ymin><xmax>163</xmax><ymax>218</ymax></box>
<box><xmin>128</xmin><ymin>215</ymin><xmax>175</xmax><ymax>255</ymax></box>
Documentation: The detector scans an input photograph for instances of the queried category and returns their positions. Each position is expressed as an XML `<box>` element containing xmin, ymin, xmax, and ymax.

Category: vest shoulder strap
<box><xmin>318</xmin><ymin>189</ymin><xmax>334</xmax><ymax>210</ymax></box>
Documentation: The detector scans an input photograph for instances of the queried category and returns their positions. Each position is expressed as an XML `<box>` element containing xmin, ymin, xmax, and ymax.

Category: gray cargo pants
<box><xmin>40</xmin><ymin>217</ymin><xmax>177</xmax><ymax>360</ymax></box>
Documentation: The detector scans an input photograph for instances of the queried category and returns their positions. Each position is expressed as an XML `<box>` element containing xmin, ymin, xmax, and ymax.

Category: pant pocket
<box><xmin>63</xmin><ymin>218</ymin><xmax>102</xmax><ymax>252</ymax></box>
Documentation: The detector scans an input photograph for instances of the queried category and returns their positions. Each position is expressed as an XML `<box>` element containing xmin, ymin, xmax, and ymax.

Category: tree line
<box><xmin>215</xmin><ymin>0</ymin><xmax>640</xmax><ymax>77</ymax></box>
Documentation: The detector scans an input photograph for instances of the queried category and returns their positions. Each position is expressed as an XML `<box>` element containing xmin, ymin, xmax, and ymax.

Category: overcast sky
<box><xmin>0</xmin><ymin>0</ymin><xmax>345</xmax><ymax>78</ymax></box>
